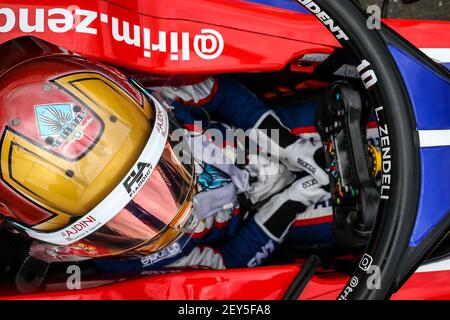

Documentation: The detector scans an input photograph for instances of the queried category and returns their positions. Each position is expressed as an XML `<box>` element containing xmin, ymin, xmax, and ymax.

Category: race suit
<box><xmin>94</xmin><ymin>76</ymin><xmax>357</xmax><ymax>274</ymax></box>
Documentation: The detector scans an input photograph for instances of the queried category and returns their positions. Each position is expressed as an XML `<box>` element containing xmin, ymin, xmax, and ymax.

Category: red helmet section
<box><xmin>0</xmin><ymin>37</ymin><xmax>143</xmax><ymax>227</ymax></box>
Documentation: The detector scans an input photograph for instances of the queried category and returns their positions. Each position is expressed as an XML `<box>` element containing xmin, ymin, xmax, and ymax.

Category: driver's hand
<box><xmin>282</xmin><ymin>137</ymin><xmax>329</xmax><ymax>186</ymax></box>
<box><xmin>287</xmin><ymin>175</ymin><xmax>329</xmax><ymax>206</ymax></box>
<box><xmin>246</xmin><ymin>154</ymin><xmax>296</xmax><ymax>204</ymax></box>
<box><xmin>254</xmin><ymin>175</ymin><xmax>329</xmax><ymax>242</ymax></box>
<box><xmin>249</xmin><ymin>112</ymin><xmax>329</xmax><ymax>186</ymax></box>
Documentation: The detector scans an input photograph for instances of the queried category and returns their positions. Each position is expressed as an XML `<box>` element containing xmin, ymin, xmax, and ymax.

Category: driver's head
<box><xmin>0</xmin><ymin>54</ymin><xmax>198</xmax><ymax>261</ymax></box>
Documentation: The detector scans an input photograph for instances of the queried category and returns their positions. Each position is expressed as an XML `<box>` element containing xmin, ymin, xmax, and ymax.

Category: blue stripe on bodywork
<box><xmin>410</xmin><ymin>147</ymin><xmax>450</xmax><ymax>246</ymax></box>
<box><xmin>389</xmin><ymin>45</ymin><xmax>450</xmax><ymax>130</ymax></box>
<box><xmin>388</xmin><ymin>45</ymin><xmax>450</xmax><ymax>246</ymax></box>
<box><xmin>239</xmin><ymin>0</ymin><xmax>309</xmax><ymax>14</ymax></box>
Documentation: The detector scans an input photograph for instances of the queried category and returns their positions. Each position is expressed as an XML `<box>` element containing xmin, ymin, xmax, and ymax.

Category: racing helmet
<box><xmin>0</xmin><ymin>53</ymin><xmax>198</xmax><ymax>261</ymax></box>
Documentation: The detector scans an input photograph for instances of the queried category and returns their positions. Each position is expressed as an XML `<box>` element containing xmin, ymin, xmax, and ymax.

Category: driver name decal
<box><xmin>295</xmin><ymin>0</ymin><xmax>349</xmax><ymax>41</ymax></box>
<box><xmin>375</xmin><ymin>106</ymin><xmax>391</xmax><ymax>200</ymax></box>
<box><xmin>0</xmin><ymin>7</ymin><xmax>224</xmax><ymax>61</ymax></box>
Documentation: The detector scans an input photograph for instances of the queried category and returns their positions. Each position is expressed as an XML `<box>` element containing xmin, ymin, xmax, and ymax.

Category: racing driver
<box><xmin>0</xmin><ymin>38</ymin><xmax>330</xmax><ymax>280</ymax></box>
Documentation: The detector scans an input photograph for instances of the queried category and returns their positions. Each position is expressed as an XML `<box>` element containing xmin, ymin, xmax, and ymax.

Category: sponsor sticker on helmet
<box><xmin>123</xmin><ymin>162</ymin><xmax>153</xmax><ymax>197</ymax></box>
<box><xmin>34</xmin><ymin>102</ymin><xmax>102</xmax><ymax>159</ymax></box>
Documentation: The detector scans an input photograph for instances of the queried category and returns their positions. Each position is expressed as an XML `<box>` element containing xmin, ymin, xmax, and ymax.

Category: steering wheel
<box><xmin>293</xmin><ymin>0</ymin><xmax>425</xmax><ymax>300</ymax></box>
<box><xmin>316</xmin><ymin>80</ymin><xmax>380</xmax><ymax>249</ymax></box>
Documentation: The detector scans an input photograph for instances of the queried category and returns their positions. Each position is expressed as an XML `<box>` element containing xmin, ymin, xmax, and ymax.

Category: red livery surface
<box><xmin>0</xmin><ymin>0</ymin><xmax>449</xmax><ymax>300</ymax></box>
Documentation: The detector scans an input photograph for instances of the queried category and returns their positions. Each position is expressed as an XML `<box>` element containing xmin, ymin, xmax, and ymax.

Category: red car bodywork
<box><xmin>4</xmin><ymin>265</ymin><xmax>450</xmax><ymax>300</ymax></box>
<box><xmin>0</xmin><ymin>0</ymin><xmax>448</xmax><ymax>74</ymax></box>
<box><xmin>0</xmin><ymin>0</ymin><xmax>449</xmax><ymax>300</ymax></box>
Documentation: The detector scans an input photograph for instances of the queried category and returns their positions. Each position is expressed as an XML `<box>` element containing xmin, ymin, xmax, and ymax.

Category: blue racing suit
<box><xmin>95</xmin><ymin>76</ymin><xmax>379</xmax><ymax>274</ymax></box>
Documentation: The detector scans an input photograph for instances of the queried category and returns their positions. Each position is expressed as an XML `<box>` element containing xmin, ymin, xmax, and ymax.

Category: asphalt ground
<box><xmin>359</xmin><ymin>0</ymin><xmax>450</xmax><ymax>21</ymax></box>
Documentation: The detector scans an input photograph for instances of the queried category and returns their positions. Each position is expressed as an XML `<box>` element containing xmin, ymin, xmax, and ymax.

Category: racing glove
<box><xmin>250</xmin><ymin>112</ymin><xmax>329</xmax><ymax>185</ymax></box>
<box><xmin>254</xmin><ymin>175</ymin><xmax>328</xmax><ymax>243</ymax></box>
<box><xmin>245</xmin><ymin>154</ymin><xmax>296</xmax><ymax>204</ymax></box>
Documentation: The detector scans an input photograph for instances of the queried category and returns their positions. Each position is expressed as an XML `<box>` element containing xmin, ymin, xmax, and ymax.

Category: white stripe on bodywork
<box><xmin>418</xmin><ymin>130</ymin><xmax>450</xmax><ymax>148</ymax></box>
<box><xmin>416</xmin><ymin>257</ymin><xmax>450</xmax><ymax>273</ymax></box>
<box><xmin>420</xmin><ymin>48</ymin><xmax>450</xmax><ymax>63</ymax></box>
